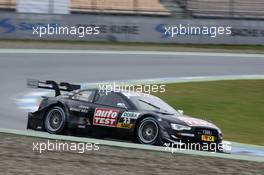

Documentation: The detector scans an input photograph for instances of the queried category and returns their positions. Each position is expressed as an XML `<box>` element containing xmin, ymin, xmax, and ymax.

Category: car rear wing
<box><xmin>27</xmin><ymin>79</ymin><xmax>81</xmax><ymax>96</ymax></box>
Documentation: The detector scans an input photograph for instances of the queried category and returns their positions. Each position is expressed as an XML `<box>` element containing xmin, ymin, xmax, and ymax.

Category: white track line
<box><xmin>0</xmin><ymin>49</ymin><xmax>263</xmax><ymax>58</ymax></box>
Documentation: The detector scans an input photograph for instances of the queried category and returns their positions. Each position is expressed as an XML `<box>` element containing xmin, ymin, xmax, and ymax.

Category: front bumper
<box><xmin>162</xmin><ymin>126</ymin><xmax>223</xmax><ymax>151</ymax></box>
<box><xmin>169</xmin><ymin>128</ymin><xmax>222</xmax><ymax>142</ymax></box>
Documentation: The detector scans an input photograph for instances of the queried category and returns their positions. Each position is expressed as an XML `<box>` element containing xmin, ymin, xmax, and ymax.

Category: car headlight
<box><xmin>171</xmin><ymin>123</ymin><xmax>191</xmax><ymax>131</ymax></box>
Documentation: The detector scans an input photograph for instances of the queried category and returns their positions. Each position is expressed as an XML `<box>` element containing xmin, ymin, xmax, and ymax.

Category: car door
<box><xmin>91</xmin><ymin>91</ymin><xmax>130</xmax><ymax>131</ymax></box>
<box><xmin>68</xmin><ymin>90</ymin><xmax>96</xmax><ymax>123</ymax></box>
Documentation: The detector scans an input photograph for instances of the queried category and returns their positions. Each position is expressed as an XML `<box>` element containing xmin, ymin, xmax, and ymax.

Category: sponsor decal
<box><xmin>155</xmin><ymin>24</ymin><xmax>170</xmax><ymax>38</ymax></box>
<box><xmin>178</xmin><ymin>117</ymin><xmax>215</xmax><ymax>128</ymax></box>
<box><xmin>78</xmin><ymin>105</ymin><xmax>89</xmax><ymax>113</ymax></box>
<box><xmin>116</xmin><ymin>123</ymin><xmax>133</xmax><ymax>129</ymax></box>
<box><xmin>79</xmin><ymin>105</ymin><xmax>89</xmax><ymax>110</ymax></box>
<box><xmin>69</xmin><ymin>105</ymin><xmax>89</xmax><ymax>113</ymax></box>
<box><xmin>121</xmin><ymin>111</ymin><xmax>140</xmax><ymax>118</ymax></box>
<box><xmin>116</xmin><ymin>112</ymin><xmax>140</xmax><ymax>129</ymax></box>
<box><xmin>69</xmin><ymin>107</ymin><xmax>80</xmax><ymax>112</ymax></box>
<box><xmin>0</xmin><ymin>18</ymin><xmax>58</xmax><ymax>33</ymax></box>
<box><xmin>231</xmin><ymin>28</ymin><xmax>264</xmax><ymax>37</ymax></box>
<box><xmin>93</xmin><ymin>108</ymin><xmax>119</xmax><ymax>127</ymax></box>
<box><xmin>201</xmin><ymin>135</ymin><xmax>215</xmax><ymax>142</ymax></box>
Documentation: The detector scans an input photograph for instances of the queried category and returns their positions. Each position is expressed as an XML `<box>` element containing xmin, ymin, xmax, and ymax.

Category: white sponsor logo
<box><xmin>93</xmin><ymin>108</ymin><xmax>119</xmax><ymax>127</ymax></box>
<box><xmin>179</xmin><ymin>117</ymin><xmax>215</xmax><ymax>128</ymax></box>
<box><xmin>121</xmin><ymin>112</ymin><xmax>140</xmax><ymax>118</ymax></box>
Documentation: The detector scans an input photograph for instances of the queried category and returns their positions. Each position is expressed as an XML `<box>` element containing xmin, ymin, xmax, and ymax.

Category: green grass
<box><xmin>153</xmin><ymin>80</ymin><xmax>264</xmax><ymax>145</ymax></box>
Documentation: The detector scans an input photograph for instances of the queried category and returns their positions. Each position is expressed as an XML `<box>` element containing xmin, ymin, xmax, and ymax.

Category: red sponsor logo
<box><xmin>93</xmin><ymin>108</ymin><xmax>119</xmax><ymax>127</ymax></box>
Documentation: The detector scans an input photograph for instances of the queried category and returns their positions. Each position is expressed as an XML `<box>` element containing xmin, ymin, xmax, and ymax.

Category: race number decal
<box><xmin>117</xmin><ymin>112</ymin><xmax>140</xmax><ymax>129</ymax></box>
<box><xmin>93</xmin><ymin>108</ymin><xmax>119</xmax><ymax>127</ymax></box>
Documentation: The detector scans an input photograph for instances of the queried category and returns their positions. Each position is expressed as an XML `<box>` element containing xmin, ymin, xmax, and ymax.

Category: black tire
<box><xmin>136</xmin><ymin>117</ymin><xmax>161</xmax><ymax>145</ymax></box>
<box><xmin>44</xmin><ymin>106</ymin><xmax>66</xmax><ymax>134</ymax></box>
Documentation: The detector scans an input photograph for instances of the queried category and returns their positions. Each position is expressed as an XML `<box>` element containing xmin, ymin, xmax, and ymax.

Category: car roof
<box><xmin>81</xmin><ymin>88</ymin><xmax>148</xmax><ymax>97</ymax></box>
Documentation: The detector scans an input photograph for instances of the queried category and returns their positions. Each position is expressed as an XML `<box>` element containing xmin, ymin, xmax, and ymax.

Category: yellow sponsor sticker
<box><xmin>117</xmin><ymin>123</ymin><xmax>133</xmax><ymax>129</ymax></box>
<box><xmin>201</xmin><ymin>135</ymin><xmax>215</xmax><ymax>142</ymax></box>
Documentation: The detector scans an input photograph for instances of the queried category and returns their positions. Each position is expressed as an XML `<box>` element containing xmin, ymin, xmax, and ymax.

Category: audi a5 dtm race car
<box><xmin>27</xmin><ymin>80</ymin><xmax>223</xmax><ymax>149</ymax></box>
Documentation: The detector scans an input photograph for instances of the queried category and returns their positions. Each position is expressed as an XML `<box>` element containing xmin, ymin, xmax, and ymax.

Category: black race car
<box><xmin>27</xmin><ymin>80</ymin><xmax>223</xmax><ymax>148</ymax></box>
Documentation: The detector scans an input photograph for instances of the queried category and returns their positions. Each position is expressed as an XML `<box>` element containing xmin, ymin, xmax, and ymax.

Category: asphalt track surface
<box><xmin>1</xmin><ymin>50</ymin><xmax>264</xmax><ymax>131</ymax></box>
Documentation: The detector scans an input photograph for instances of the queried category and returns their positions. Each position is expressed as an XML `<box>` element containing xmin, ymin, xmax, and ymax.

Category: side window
<box><xmin>73</xmin><ymin>90</ymin><xmax>94</xmax><ymax>102</ymax></box>
<box><xmin>95</xmin><ymin>92</ymin><xmax>129</xmax><ymax>108</ymax></box>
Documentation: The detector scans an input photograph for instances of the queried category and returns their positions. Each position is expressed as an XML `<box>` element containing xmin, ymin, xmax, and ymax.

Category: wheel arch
<box><xmin>133</xmin><ymin>114</ymin><xmax>160</xmax><ymax>137</ymax></box>
<box><xmin>42</xmin><ymin>101</ymin><xmax>70</xmax><ymax>131</ymax></box>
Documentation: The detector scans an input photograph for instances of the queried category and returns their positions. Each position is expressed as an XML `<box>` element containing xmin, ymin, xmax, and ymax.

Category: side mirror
<box><xmin>178</xmin><ymin>110</ymin><xmax>184</xmax><ymax>115</ymax></box>
<box><xmin>117</xmin><ymin>103</ymin><xmax>127</xmax><ymax>109</ymax></box>
<box><xmin>70</xmin><ymin>95</ymin><xmax>76</xmax><ymax>100</ymax></box>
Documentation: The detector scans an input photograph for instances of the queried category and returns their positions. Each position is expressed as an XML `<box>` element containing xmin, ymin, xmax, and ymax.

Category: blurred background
<box><xmin>0</xmin><ymin>0</ymin><xmax>264</xmax><ymax>45</ymax></box>
<box><xmin>0</xmin><ymin>0</ymin><xmax>263</xmax><ymax>19</ymax></box>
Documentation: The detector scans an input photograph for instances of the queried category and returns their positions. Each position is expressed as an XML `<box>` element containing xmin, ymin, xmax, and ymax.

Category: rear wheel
<box><xmin>136</xmin><ymin>117</ymin><xmax>160</xmax><ymax>145</ymax></box>
<box><xmin>44</xmin><ymin>106</ymin><xmax>66</xmax><ymax>134</ymax></box>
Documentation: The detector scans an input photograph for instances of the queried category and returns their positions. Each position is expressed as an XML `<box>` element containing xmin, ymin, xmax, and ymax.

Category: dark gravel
<box><xmin>0</xmin><ymin>133</ymin><xmax>263</xmax><ymax>175</ymax></box>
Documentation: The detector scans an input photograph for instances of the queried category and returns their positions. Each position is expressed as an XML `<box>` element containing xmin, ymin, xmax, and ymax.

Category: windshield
<box><xmin>124</xmin><ymin>92</ymin><xmax>178</xmax><ymax>114</ymax></box>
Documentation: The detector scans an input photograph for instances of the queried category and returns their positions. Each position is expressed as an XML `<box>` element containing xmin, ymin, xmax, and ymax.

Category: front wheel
<box><xmin>136</xmin><ymin>117</ymin><xmax>161</xmax><ymax>145</ymax></box>
<box><xmin>44</xmin><ymin>106</ymin><xmax>66</xmax><ymax>134</ymax></box>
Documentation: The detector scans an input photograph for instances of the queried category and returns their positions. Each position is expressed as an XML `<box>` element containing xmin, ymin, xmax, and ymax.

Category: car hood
<box><xmin>158</xmin><ymin>113</ymin><xmax>219</xmax><ymax>130</ymax></box>
<box><xmin>177</xmin><ymin>116</ymin><xmax>218</xmax><ymax>129</ymax></box>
